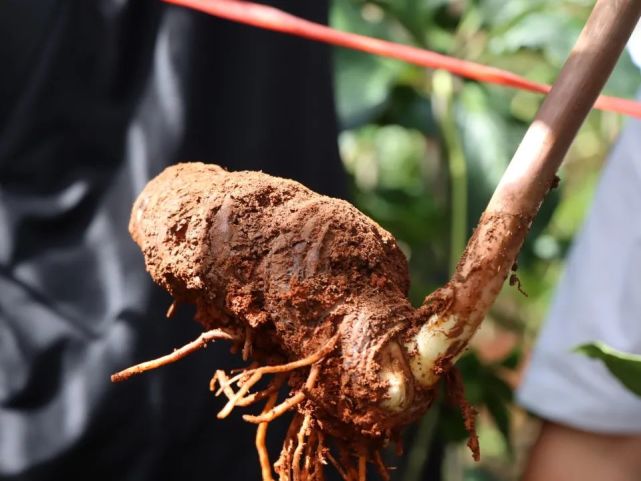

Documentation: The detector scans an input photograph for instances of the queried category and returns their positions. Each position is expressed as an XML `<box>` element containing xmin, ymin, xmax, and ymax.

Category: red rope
<box><xmin>164</xmin><ymin>0</ymin><xmax>641</xmax><ymax>119</ymax></box>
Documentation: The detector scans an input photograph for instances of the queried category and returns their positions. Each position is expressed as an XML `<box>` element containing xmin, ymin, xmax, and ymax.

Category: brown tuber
<box><xmin>114</xmin><ymin>162</ymin><xmax>475</xmax><ymax>480</ymax></box>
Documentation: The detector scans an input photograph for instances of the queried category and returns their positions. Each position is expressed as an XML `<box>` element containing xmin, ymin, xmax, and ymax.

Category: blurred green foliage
<box><xmin>330</xmin><ymin>0</ymin><xmax>640</xmax><ymax>479</ymax></box>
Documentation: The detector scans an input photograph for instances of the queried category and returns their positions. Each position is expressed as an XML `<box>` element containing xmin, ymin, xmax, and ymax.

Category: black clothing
<box><xmin>0</xmin><ymin>1</ymin><xmax>342</xmax><ymax>479</ymax></box>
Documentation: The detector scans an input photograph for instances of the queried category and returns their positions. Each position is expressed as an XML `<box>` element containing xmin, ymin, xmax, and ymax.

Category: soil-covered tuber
<box><xmin>113</xmin><ymin>162</ymin><xmax>477</xmax><ymax>480</ymax></box>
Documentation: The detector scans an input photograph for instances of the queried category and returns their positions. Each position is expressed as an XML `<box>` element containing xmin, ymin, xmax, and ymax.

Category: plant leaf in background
<box><xmin>575</xmin><ymin>342</ymin><xmax>641</xmax><ymax>397</ymax></box>
<box><xmin>332</xmin><ymin>0</ymin><xmax>406</xmax><ymax>127</ymax></box>
<box><xmin>488</xmin><ymin>11</ymin><xmax>583</xmax><ymax>65</ymax></box>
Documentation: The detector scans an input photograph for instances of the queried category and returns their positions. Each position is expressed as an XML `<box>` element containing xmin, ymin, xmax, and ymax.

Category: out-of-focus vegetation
<box><xmin>576</xmin><ymin>343</ymin><xmax>641</xmax><ymax>397</ymax></box>
<box><xmin>330</xmin><ymin>0</ymin><xmax>640</xmax><ymax>479</ymax></box>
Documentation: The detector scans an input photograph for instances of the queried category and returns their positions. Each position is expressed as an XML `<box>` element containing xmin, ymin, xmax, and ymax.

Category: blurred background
<box><xmin>329</xmin><ymin>0</ymin><xmax>640</xmax><ymax>479</ymax></box>
<box><xmin>2</xmin><ymin>1</ymin><xmax>639</xmax><ymax>480</ymax></box>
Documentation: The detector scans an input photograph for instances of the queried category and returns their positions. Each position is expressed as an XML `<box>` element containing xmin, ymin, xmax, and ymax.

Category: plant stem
<box><xmin>433</xmin><ymin>70</ymin><xmax>468</xmax><ymax>276</ymax></box>
<box><xmin>162</xmin><ymin>0</ymin><xmax>641</xmax><ymax>119</ymax></box>
<box><xmin>438</xmin><ymin>0</ymin><xmax>641</xmax><ymax>360</ymax></box>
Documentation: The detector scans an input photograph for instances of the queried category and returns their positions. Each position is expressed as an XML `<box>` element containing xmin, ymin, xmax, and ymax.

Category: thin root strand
<box><xmin>244</xmin><ymin>365</ymin><xmax>320</xmax><ymax>424</ymax></box>
<box><xmin>326</xmin><ymin>452</ymin><xmax>350</xmax><ymax>481</ymax></box>
<box><xmin>111</xmin><ymin>328</ymin><xmax>239</xmax><ymax>382</ymax></box>
<box><xmin>256</xmin><ymin>392</ymin><xmax>279</xmax><ymax>481</ymax></box>
<box><xmin>216</xmin><ymin>336</ymin><xmax>337</xmax><ymax>420</ymax></box>
<box><xmin>243</xmin><ymin>326</ymin><xmax>254</xmax><ymax>361</ymax></box>
<box><xmin>292</xmin><ymin>414</ymin><xmax>312</xmax><ymax>481</ymax></box>
<box><xmin>255</xmin><ymin>334</ymin><xmax>338</xmax><ymax>376</ymax></box>
<box><xmin>237</xmin><ymin>374</ymin><xmax>287</xmax><ymax>407</ymax></box>
<box><xmin>358</xmin><ymin>455</ymin><xmax>366</xmax><ymax>481</ymax></box>
<box><xmin>373</xmin><ymin>450</ymin><xmax>390</xmax><ymax>481</ymax></box>
<box><xmin>165</xmin><ymin>300</ymin><xmax>178</xmax><ymax>318</ymax></box>
<box><xmin>244</xmin><ymin>391</ymin><xmax>305</xmax><ymax>424</ymax></box>
<box><xmin>218</xmin><ymin>371</ymin><xmax>262</xmax><ymax>418</ymax></box>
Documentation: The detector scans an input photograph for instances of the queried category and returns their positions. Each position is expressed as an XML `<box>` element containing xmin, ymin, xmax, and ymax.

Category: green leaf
<box><xmin>478</xmin><ymin>0</ymin><xmax>548</xmax><ymax>30</ymax></box>
<box><xmin>331</xmin><ymin>0</ymin><xmax>406</xmax><ymax>128</ymax></box>
<box><xmin>485</xmin><ymin>393</ymin><xmax>512</xmax><ymax>457</ymax></box>
<box><xmin>549</xmin><ymin>171</ymin><xmax>598</xmax><ymax>239</ymax></box>
<box><xmin>498</xmin><ymin>348</ymin><xmax>521</xmax><ymax>370</ymax></box>
<box><xmin>483</xmin><ymin>372</ymin><xmax>514</xmax><ymax>402</ymax></box>
<box><xmin>603</xmin><ymin>50</ymin><xmax>641</xmax><ymax>98</ymax></box>
<box><xmin>463</xmin><ymin>468</ymin><xmax>502</xmax><ymax>481</ymax></box>
<box><xmin>488</xmin><ymin>11</ymin><xmax>583</xmax><ymax>65</ymax></box>
<box><xmin>457</xmin><ymin>84</ymin><xmax>511</xmax><ymax>189</ymax></box>
<box><xmin>334</xmin><ymin>49</ymin><xmax>400</xmax><ymax>128</ymax></box>
<box><xmin>436</xmin><ymin>402</ymin><xmax>471</xmax><ymax>443</ymax></box>
<box><xmin>379</xmin><ymin>85</ymin><xmax>437</xmax><ymax>135</ymax></box>
<box><xmin>575</xmin><ymin>342</ymin><xmax>641</xmax><ymax>397</ymax></box>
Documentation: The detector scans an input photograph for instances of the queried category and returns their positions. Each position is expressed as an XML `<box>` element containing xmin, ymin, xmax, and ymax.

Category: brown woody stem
<box><xmin>407</xmin><ymin>0</ymin><xmax>641</xmax><ymax>391</ymax></box>
<box><xmin>450</xmin><ymin>0</ymin><xmax>641</xmax><ymax>330</ymax></box>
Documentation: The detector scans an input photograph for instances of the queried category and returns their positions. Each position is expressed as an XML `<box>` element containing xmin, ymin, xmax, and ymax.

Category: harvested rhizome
<box><xmin>113</xmin><ymin>162</ymin><xmax>516</xmax><ymax>481</ymax></box>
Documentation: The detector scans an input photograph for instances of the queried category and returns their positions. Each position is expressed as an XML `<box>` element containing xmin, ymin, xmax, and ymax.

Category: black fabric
<box><xmin>0</xmin><ymin>1</ymin><xmax>344</xmax><ymax>479</ymax></box>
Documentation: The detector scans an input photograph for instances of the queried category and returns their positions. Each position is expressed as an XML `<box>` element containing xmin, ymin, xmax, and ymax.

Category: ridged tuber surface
<box><xmin>121</xmin><ymin>162</ymin><xmax>481</xmax><ymax>481</ymax></box>
<box><xmin>131</xmin><ymin>163</ymin><xmax>439</xmax><ymax>436</ymax></box>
